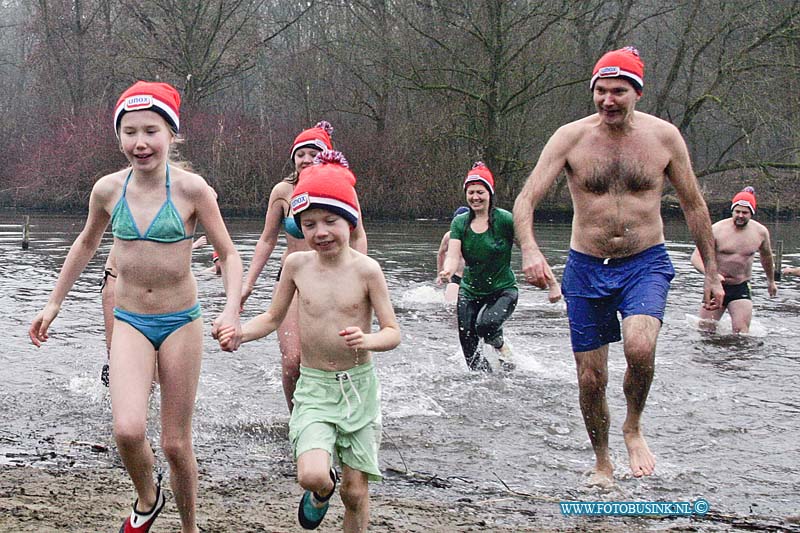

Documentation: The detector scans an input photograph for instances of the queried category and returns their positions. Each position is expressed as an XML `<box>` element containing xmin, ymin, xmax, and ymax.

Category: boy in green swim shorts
<box><xmin>218</xmin><ymin>151</ymin><xmax>400</xmax><ymax>532</ymax></box>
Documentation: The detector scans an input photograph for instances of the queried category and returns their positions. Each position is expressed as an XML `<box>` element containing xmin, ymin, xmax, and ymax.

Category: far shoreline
<box><xmin>2</xmin><ymin>203</ymin><xmax>799</xmax><ymax>224</ymax></box>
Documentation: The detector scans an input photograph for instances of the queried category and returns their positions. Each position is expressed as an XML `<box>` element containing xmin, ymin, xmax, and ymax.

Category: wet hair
<box><xmin>283</xmin><ymin>169</ymin><xmax>300</xmax><ymax>186</ymax></box>
<box><xmin>283</xmin><ymin>145</ymin><xmax>323</xmax><ymax>186</ymax></box>
<box><xmin>167</xmin><ymin>135</ymin><xmax>194</xmax><ymax>171</ymax></box>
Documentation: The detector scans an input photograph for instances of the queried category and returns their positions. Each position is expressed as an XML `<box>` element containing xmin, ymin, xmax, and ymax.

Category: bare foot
<box><xmin>585</xmin><ymin>469</ymin><xmax>615</xmax><ymax>489</ymax></box>
<box><xmin>624</xmin><ymin>430</ymin><xmax>655</xmax><ymax>477</ymax></box>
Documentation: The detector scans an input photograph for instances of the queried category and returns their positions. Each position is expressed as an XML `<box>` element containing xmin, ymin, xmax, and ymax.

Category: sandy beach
<box><xmin>0</xmin><ymin>464</ymin><xmax>562</xmax><ymax>532</ymax></box>
<box><xmin>5</xmin><ymin>463</ymin><xmax>793</xmax><ymax>532</ymax></box>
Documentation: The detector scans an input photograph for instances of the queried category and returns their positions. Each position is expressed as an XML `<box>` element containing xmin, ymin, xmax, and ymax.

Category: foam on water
<box><xmin>685</xmin><ymin>313</ymin><xmax>768</xmax><ymax>337</ymax></box>
<box><xmin>382</xmin><ymin>386</ymin><xmax>448</xmax><ymax>418</ymax></box>
<box><xmin>514</xmin><ymin>296</ymin><xmax>567</xmax><ymax>314</ymax></box>
<box><xmin>484</xmin><ymin>336</ymin><xmax>575</xmax><ymax>381</ymax></box>
<box><xmin>400</xmin><ymin>284</ymin><xmax>447</xmax><ymax>306</ymax></box>
<box><xmin>67</xmin><ymin>374</ymin><xmax>108</xmax><ymax>404</ymax></box>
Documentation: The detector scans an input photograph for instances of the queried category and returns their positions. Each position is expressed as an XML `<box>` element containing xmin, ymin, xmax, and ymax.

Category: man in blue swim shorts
<box><xmin>562</xmin><ymin>245</ymin><xmax>675</xmax><ymax>352</ymax></box>
<box><xmin>513</xmin><ymin>47</ymin><xmax>724</xmax><ymax>485</ymax></box>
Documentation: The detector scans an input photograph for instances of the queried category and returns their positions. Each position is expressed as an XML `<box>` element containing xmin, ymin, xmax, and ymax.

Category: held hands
<box><xmin>216</xmin><ymin>324</ymin><xmax>239</xmax><ymax>351</ymax></box>
<box><xmin>29</xmin><ymin>303</ymin><xmax>60</xmax><ymax>347</ymax></box>
<box><xmin>437</xmin><ymin>268</ymin><xmax>452</xmax><ymax>285</ymax></box>
<box><xmin>212</xmin><ymin>312</ymin><xmax>242</xmax><ymax>352</ymax></box>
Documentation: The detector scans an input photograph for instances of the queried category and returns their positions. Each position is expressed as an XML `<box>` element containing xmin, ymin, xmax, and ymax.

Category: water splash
<box><xmin>685</xmin><ymin>313</ymin><xmax>768</xmax><ymax>337</ymax></box>
<box><xmin>400</xmin><ymin>284</ymin><xmax>447</xmax><ymax>306</ymax></box>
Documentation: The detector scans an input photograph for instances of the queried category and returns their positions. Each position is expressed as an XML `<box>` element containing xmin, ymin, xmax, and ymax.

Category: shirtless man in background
<box><xmin>513</xmin><ymin>47</ymin><xmax>723</xmax><ymax>485</ymax></box>
<box><xmin>691</xmin><ymin>187</ymin><xmax>776</xmax><ymax>333</ymax></box>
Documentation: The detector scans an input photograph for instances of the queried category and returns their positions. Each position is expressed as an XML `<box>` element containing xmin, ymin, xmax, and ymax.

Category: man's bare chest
<box><xmin>716</xmin><ymin>231</ymin><xmax>762</xmax><ymax>258</ymax></box>
<box><xmin>567</xmin><ymin>141</ymin><xmax>668</xmax><ymax>196</ymax></box>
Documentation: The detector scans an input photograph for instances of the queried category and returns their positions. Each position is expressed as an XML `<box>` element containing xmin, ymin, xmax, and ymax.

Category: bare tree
<box><xmin>312</xmin><ymin>0</ymin><xmax>398</xmax><ymax>140</ymax></box>
<box><xmin>118</xmin><ymin>0</ymin><xmax>315</xmax><ymax>104</ymax></box>
<box><xmin>395</xmin><ymin>0</ymin><xmax>573</xmax><ymax>187</ymax></box>
<box><xmin>2</xmin><ymin>0</ymin><xmax>799</xmax><ymax>214</ymax></box>
<box><xmin>29</xmin><ymin>0</ymin><xmax>118</xmax><ymax>112</ymax></box>
<box><xmin>644</xmin><ymin>0</ymin><xmax>800</xmax><ymax>184</ymax></box>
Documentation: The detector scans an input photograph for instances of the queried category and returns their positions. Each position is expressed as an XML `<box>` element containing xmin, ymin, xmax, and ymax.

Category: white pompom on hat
<box><xmin>291</xmin><ymin>121</ymin><xmax>334</xmax><ymax>161</ymax></box>
<box><xmin>731</xmin><ymin>186</ymin><xmax>756</xmax><ymax>214</ymax></box>
<box><xmin>463</xmin><ymin>161</ymin><xmax>495</xmax><ymax>196</ymax></box>
<box><xmin>291</xmin><ymin>150</ymin><xmax>359</xmax><ymax>228</ymax></box>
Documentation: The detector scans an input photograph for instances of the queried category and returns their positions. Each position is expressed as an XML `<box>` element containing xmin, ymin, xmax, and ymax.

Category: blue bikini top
<box><xmin>283</xmin><ymin>215</ymin><xmax>304</xmax><ymax>239</ymax></box>
<box><xmin>111</xmin><ymin>166</ymin><xmax>194</xmax><ymax>243</ymax></box>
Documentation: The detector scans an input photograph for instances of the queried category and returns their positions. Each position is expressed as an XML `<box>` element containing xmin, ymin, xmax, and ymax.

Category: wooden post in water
<box><xmin>773</xmin><ymin>196</ymin><xmax>782</xmax><ymax>281</ymax></box>
<box><xmin>775</xmin><ymin>240</ymin><xmax>783</xmax><ymax>281</ymax></box>
<box><xmin>22</xmin><ymin>215</ymin><xmax>30</xmax><ymax>250</ymax></box>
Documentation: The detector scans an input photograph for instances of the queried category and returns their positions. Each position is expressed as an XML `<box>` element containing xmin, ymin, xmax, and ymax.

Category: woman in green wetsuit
<box><xmin>439</xmin><ymin>162</ymin><xmax>519</xmax><ymax>372</ymax></box>
<box><xmin>241</xmin><ymin>122</ymin><xmax>368</xmax><ymax>412</ymax></box>
<box><xmin>30</xmin><ymin>81</ymin><xmax>243</xmax><ymax>533</ymax></box>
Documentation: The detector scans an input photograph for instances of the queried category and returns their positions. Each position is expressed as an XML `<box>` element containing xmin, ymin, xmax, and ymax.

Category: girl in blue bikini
<box><xmin>241</xmin><ymin>122</ymin><xmax>368</xmax><ymax>412</ymax></box>
<box><xmin>29</xmin><ymin>81</ymin><xmax>242</xmax><ymax>533</ymax></box>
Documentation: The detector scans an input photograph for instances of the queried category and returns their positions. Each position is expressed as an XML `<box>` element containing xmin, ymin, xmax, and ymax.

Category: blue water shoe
<box><xmin>298</xmin><ymin>468</ymin><xmax>337</xmax><ymax>530</ymax></box>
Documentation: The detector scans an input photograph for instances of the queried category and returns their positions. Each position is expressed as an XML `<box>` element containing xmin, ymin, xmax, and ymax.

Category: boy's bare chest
<box><xmin>297</xmin><ymin>275</ymin><xmax>368</xmax><ymax>318</ymax></box>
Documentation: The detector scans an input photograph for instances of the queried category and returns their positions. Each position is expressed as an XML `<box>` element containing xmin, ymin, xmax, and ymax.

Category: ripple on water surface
<box><xmin>3</xmin><ymin>216</ymin><xmax>800</xmax><ymax>529</ymax></box>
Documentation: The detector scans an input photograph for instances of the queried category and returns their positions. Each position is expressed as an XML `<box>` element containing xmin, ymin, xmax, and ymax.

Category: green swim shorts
<box><xmin>288</xmin><ymin>361</ymin><xmax>382</xmax><ymax>481</ymax></box>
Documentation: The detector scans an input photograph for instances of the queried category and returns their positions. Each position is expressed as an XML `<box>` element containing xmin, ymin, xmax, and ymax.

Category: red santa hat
<box><xmin>463</xmin><ymin>161</ymin><xmax>495</xmax><ymax>196</ymax></box>
<box><xmin>731</xmin><ymin>186</ymin><xmax>756</xmax><ymax>214</ymax></box>
<box><xmin>291</xmin><ymin>121</ymin><xmax>334</xmax><ymax>161</ymax></box>
<box><xmin>590</xmin><ymin>46</ymin><xmax>644</xmax><ymax>93</ymax></box>
<box><xmin>291</xmin><ymin>151</ymin><xmax>359</xmax><ymax>228</ymax></box>
<box><xmin>114</xmin><ymin>81</ymin><xmax>181</xmax><ymax>135</ymax></box>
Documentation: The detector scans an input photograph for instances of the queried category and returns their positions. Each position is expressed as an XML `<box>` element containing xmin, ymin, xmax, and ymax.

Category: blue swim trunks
<box><xmin>561</xmin><ymin>244</ymin><xmax>675</xmax><ymax>353</ymax></box>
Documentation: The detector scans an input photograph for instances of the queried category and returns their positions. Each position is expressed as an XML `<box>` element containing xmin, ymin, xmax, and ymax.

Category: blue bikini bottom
<box><xmin>113</xmin><ymin>303</ymin><xmax>202</xmax><ymax>350</ymax></box>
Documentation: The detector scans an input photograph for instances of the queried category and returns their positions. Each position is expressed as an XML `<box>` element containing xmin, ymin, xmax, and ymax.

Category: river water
<box><xmin>2</xmin><ymin>211</ymin><xmax>799</xmax><ymax>531</ymax></box>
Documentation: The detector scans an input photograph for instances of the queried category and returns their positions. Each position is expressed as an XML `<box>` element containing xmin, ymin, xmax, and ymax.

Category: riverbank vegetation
<box><xmin>0</xmin><ymin>1</ymin><xmax>797</xmax><ymax>218</ymax></box>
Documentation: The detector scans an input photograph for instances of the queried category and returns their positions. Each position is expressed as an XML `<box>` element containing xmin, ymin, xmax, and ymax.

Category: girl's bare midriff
<box><xmin>113</xmin><ymin>238</ymin><xmax>198</xmax><ymax>314</ymax></box>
